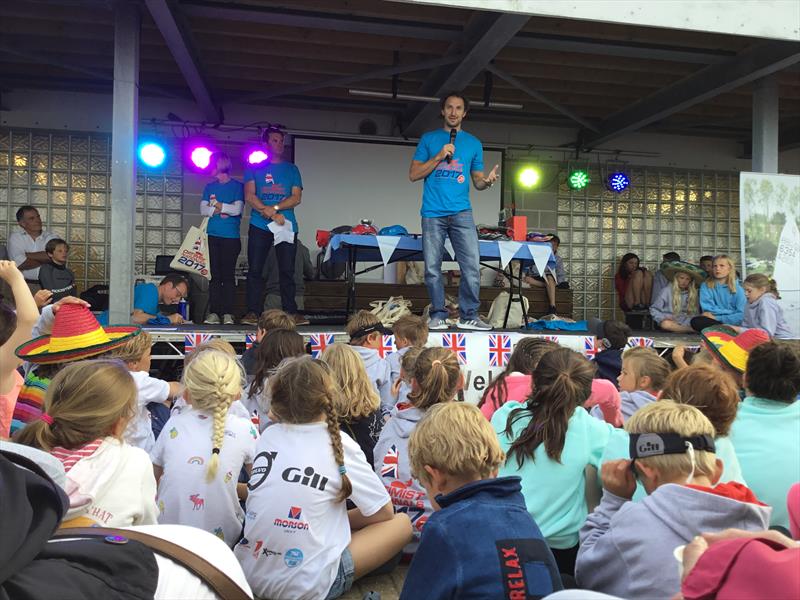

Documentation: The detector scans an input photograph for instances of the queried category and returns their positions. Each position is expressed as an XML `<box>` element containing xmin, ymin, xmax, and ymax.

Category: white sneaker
<box><xmin>223</xmin><ymin>314</ymin><xmax>235</xmax><ymax>325</ymax></box>
<box><xmin>457</xmin><ymin>317</ymin><xmax>493</xmax><ymax>331</ymax></box>
<box><xmin>204</xmin><ymin>313</ymin><xmax>220</xmax><ymax>325</ymax></box>
<box><xmin>428</xmin><ymin>317</ymin><xmax>449</xmax><ymax>330</ymax></box>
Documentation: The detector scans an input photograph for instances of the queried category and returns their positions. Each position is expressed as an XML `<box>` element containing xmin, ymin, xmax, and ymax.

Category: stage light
<box><xmin>607</xmin><ymin>171</ymin><xmax>630</xmax><ymax>192</ymax></box>
<box><xmin>247</xmin><ymin>149</ymin><xmax>269</xmax><ymax>165</ymax></box>
<box><xmin>138</xmin><ymin>142</ymin><xmax>166</xmax><ymax>168</ymax></box>
<box><xmin>518</xmin><ymin>167</ymin><xmax>540</xmax><ymax>189</ymax></box>
<box><xmin>190</xmin><ymin>146</ymin><xmax>213</xmax><ymax>170</ymax></box>
<box><xmin>568</xmin><ymin>169</ymin><xmax>590</xmax><ymax>190</ymax></box>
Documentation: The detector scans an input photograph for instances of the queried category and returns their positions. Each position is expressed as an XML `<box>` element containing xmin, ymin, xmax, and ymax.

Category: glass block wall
<box><xmin>0</xmin><ymin>127</ymin><xmax>183</xmax><ymax>290</ymax></box>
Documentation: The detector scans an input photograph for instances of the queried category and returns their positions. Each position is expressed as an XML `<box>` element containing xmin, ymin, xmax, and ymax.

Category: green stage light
<box><xmin>568</xmin><ymin>169</ymin><xmax>590</xmax><ymax>190</ymax></box>
<box><xmin>518</xmin><ymin>167</ymin><xmax>540</xmax><ymax>189</ymax></box>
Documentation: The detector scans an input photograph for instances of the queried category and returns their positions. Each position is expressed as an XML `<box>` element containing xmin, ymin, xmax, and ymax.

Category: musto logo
<box><xmin>273</xmin><ymin>506</ymin><xmax>310</xmax><ymax>532</ymax></box>
<box><xmin>387</xmin><ymin>479</ymin><xmax>428</xmax><ymax>532</ymax></box>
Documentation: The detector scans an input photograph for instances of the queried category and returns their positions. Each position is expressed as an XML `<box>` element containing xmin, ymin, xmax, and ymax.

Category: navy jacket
<box><xmin>399</xmin><ymin>476</ymin><xmax>562</xmax><ymax>600</ymax></box>
<box><xmin>594</xmin><ymin>348</ymin><xmax>623</xmax><ymax>385</ymax></box>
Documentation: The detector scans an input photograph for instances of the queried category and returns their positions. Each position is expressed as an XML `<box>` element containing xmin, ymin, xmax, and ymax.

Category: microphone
<box><xmin>446</xmin><ymin>128</ymin><xmax>456</xmax><ymax>163</ymax></box>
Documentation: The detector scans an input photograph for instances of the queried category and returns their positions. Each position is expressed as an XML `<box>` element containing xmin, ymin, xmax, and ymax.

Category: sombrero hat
<box><xmin>661</xmin><ymin>260</ymin><xmax>706</xmax><ymax>285</ymax></box>
<box><xmin>16</xmin><ymin>304</ymin><xmax>140</xmax><ymax>364</ymax></box>
<box><xmin>700</xmin><ymin>325</ymin><xmax>770</xmax><ymax>373</ymax></box>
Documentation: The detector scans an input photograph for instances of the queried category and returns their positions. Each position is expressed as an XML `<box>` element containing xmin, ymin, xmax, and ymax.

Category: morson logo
<box><xmin>273</xmin><ymin>505</ymin><xmax>309</xmax><ymax>532</ymax></box>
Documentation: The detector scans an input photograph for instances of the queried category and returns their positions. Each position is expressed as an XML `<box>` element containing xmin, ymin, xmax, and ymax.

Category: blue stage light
<box><xmin>608</xmin><ymin>171</ymin><xmax>630</xmax><ymax>192</ymax></box>
<box><xmin>138</xmin><ymin>142</ymin><xmax>166</xmax><ymax>168</ymax></box>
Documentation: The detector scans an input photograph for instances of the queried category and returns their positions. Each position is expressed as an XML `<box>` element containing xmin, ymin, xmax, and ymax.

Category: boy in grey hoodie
<box><xmin>575</xmin><ymin>401</ymin><xmax>771</xmax><ymax>599</ymax></box>
<box><xmin>347</xmin><ymin>310</ymin><xmax>394</xmax><ymax>416</ymax></box>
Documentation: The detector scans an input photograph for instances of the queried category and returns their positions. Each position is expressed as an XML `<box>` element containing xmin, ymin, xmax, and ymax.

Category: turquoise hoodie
<box><xmin>729</xmin><ymin>396</ymin><xmax>800</xmax><ymax>529</ymax></box>
<box><xmin>492</xmin><ymin>402</ymin><xmax>627</xmax><ymax>548</ymax></box>
<box><xmin>699</xmin><ymin>280</ymin><xmax>746</xmax><ymax>325</ymax></box>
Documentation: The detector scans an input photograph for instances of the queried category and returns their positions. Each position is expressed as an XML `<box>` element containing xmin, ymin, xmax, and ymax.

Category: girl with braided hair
<box><xmin>150</xmin><ymin>350</ymin><xmax>257</xmax><ymax>547</ymax></box>
<box><xmin>492</xmin><ymin>347</ymin><xmax>628</xmax><ymax>576</ymax></box>
<box><xmin>235</xmin><ymin>356</ymin><xmax>412</xmax><ymax>600</ymax></box>
<box><xmin>478</xmin><ymin>337</ymin><xmax>559</xmax><ymax>420</ymax></box>
<box><xmin>373</xmin><ymin>346</ymin><xmax>462</xmax><ymax>554</ymax></box>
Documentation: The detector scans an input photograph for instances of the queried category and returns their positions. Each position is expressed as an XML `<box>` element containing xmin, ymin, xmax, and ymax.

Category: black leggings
<box><xmin>208</xmin><ymin>235</ymin><xmax>241</xmax><ymax>315</ymax></box>
<box><xmin>690</xmin><ymin>315</ymin><xmax>721</xmax><ymax>332</ymax></box>
<box><xmin>550</xmin><ymin>543</ymin><xmax>579</xmax><ymax>578</ymax></box>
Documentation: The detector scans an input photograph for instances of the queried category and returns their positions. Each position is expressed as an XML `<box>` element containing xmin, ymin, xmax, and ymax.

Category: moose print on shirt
<box><xmin>189</xmin><ymin>493</ymin><xmax>205</xmax><ymax>510</ymax></box>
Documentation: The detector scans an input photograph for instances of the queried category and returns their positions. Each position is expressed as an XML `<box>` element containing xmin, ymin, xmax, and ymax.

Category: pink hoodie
<box><xmin>479</xmin><ymin>373</ymin><xmax>532</xmax><ymax>421</ymax></box>
<box><xmin>584</xmin><ymin>379</ymin><xmax>623</xmax><ymax>427</ymax></box>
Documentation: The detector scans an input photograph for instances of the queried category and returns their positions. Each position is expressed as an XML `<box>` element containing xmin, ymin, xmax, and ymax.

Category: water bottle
<box><xmin>178</xmin><ymin>298</ymin><xmax>189</xmax><ymax>321</ymax></box>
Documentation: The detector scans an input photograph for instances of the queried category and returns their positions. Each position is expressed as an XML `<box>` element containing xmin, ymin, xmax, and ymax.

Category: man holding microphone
<box><xmin>409</xmin><ymin>91</ymin><xmax>499</xmax><ymax>330</ymax></box>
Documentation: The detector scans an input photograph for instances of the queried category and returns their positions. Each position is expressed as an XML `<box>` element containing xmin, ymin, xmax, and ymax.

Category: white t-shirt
<box><xmin>150</xmin><ymin>405</ymin><xmax>258</xmax><ymax>546</ymax></box>
<box><xmin>235</xmin><ymin>422</ymin><xmax>389</xmax><ymax>600</ymax></box>
<box><xmin>125</xmin><ymin>371</ymin><xmax>171</xmax><ymax>453</ymax></box>
<box><xmin>7</xmin><ymin>228</ymin><xmax>58</xmax><ymax>280</ymax></box>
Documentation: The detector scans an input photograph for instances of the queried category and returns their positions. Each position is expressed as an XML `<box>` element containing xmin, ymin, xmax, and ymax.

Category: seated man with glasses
<box><xmin>98</xmin><ymin>273</ymin><xmax>189</xmax><ymax>326</ymax></box>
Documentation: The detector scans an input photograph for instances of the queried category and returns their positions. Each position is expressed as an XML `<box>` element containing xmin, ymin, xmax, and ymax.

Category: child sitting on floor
<box><xmin>649</xmin><ymin>261</ymin><xmax>704</xmax><ymax>333</ymax></box>
<box><xmin>151</xmin><ymin>349</ymin><xmax>257</xmax><ymax>547</ymax></box>
<box><xmin>400</xmin><ymin>402</ymin><xmax>563</xmax><ymax>599</ymax></box>
<box><xmin>575</xmin><ymin>401</ymin><xmax>770</xmax><ymax>599</ymax></box>
<box><xmin>110</xmin><ymin>331</ymin><xmax>182</xmax><ymax>450</ymax></box>
<box><xmin>14</xmin><ymin>359</ymin><xmax>159</xmax><ymax>527</ymax></box>
<box><xmin>616</xmin><ymin>346</ymin><xmax>671</xmax><ymax>421</ymax></box>
<box><xmin>387</xmin><ymin>314</ymin><xmax>428</xmax><ymax>407</ymax></box>
<box><xmin>730</xmin><ymin>341</ymin><xmax>800</xmax><ymax>530</ymax></box>
<box><xmin>374</xmin><ymin>347</ymin><xmax>462</xmax><ymax>551</ymax></box>
<box><xmin>740</xmin><ymin>273</ymin><xmax>794</xmax><ymax>339</ymax></box>
<box><xmin>234</xmin><ymin>356</ymin><xmax>412</xmax><ymax>600</ymax></box>
<box><xmin>240</xmin><ymin>308</ymin><xmax>295</xmax><ymax>376</ymax></box>
<box><xmin>37</xmin><ymin>238</ymin><xmax>77</xmax><ymax>302</ymax></box>
<box><xmin>347</xmin><ymin>310</ymin><xmax>394</xmax><ymax>416</ymax></box>
<box><xmin>391</xmin><ymin>346</ymin><xmax>423</xmax><ymax>408</ymax></box>
<box><xmin>587</xmin><ymin>318</ymin><xmax>631</xmax><ymax>385</ymax></box>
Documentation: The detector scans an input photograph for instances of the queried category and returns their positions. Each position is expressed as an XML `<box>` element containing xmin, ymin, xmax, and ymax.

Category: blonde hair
<box><xmin>409</xmin><ymin>347</ymin><xmax>460</xmax><ymax>410</ymax></box>
<box><xmin>269</xmin><ymin>356</ymin><xmax>352</xmax><ymax>502</ymax></box>
<box><xmin>744</xmin><ymin>273</ymin><xmax>780</xmax><ymax>299</ymax></box>
<box><xmin>257</xmin><ymin>309</ymin><xmax>295</xmax><ymax>333</ymax></box>
<box><xmin>212</xmin><ymin>151</ymin><xmax>231</xmax><ymax>174</ymax></box>
<box><xmin>671</xmin><ymin>276</ymin><xmax>699</xmax><ymax>316</ymax></box>
<box><xmin>182</xmin><ymin>350</ymin><xmax>244</xmax><ymax>482</ymax></box>
<box><xmin>392</xmin><ymin>315</ymin><xmax>428</xmax><ymax>347</ymax></box>
<box><xmin>110</xmin><ymin>330</ymin><xmax>152</xmax><ymax>364</ymax></box>
<box><xmin>623</xmin><ymin>347</ymin><xmax>671</xmax><ymax>391</ymax></box>
<box><xmin>184</xmin><ymin>338</ymin><xmax>236</xmax><ymax>367</ymax></box>
<box><xmin>346</xmin><ymin>310</ymin><xmax>382</xmax><ymax>345</ymax></box>
<box><xmin>625</xmin><ymin>401</ymin><xmax>717</xmax><ymax>480</ymax></box>
<box><xmin>14</xmin><ymin>360</ymin><xmax>136</xmax><ymax>451</ymax></box>
<box><xmin>409</xmin><ymin>402</ymin><xmax>505</xmax><ymax>485</ymax></box>
<box><xmin>708</xmin><ymin>255</ymin><xmax>737</xmax><ymax>294</ymax></box>
<box><xmin>321</xmin><ymin>343</ymin><xmax>380</xmax><ymax>420</ymax></box>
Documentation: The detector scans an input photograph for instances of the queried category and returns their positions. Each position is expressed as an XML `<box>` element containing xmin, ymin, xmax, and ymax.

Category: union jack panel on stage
<box><xmin>380</xmin><ymin>444</ymin><xmax>399</xmax><ymax>479</ymax></box>
<box><xmin>583</xmin><ymin>336</ymin><xmax>598</xmax><ymax>359</ymax></box>
<box><xmin>442</xmin><ymin>333</ymin><xmax>467</xmax><ymax>365</ymax></box>
<box><xmin>184</xmin><ymin>333</ymin><xmax>213</xmax><ymax>353</ymax></box>
<box><xmin>309</xmin><ymin>333</ymin><xmax>335</xmax><ymax>358</ymax></box>
<box><xmin>377</xmin><ymin>335</ymin><xmax>395</xmax><ymax>358</ymax></box>
<box><xmin>544</xmin><ymin>335</ymin><xmax>560</xmax><ymax>343</ymax></box>
<box><xmin>627</xmin><ymin>336</ymin><xmax>655</xmax><ymax>348</ymax></box>
<box><xmin>245</xmin><ymin>334</ymin><xmax>257</xmax><ymax>350</ymax></box>
<box><xmin>489</xmin><ymin>334</ymin><xmax>512</xmax><ymax>367</ymax></box>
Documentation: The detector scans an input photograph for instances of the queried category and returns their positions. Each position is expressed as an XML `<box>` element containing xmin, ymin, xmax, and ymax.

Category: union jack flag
<box><xmin>377</xmin><ymin>335</ymin><xmax>395</xmax><ymax>358</ymax></box>
<box><xmin>489</xmin><ymin>334</ymin><xmax>511</xmax><ymax>367</ymax></box>
<box><xmin>544</xmin><ymin>335</ymin><xmax>560</xmax><ymax>343</ymax></box>
<box><xmin>380</xmin><ymin>444</ymin><xmax>399</xmax><ymax>479</ymax></box>
<box><xmin>627</xmin><ymin>337</ymin><xmax>655</xmax><ymax>348</ymax></box>
<box><xmin>184</xmin><ymin>333</ymin><xmax>213</xmax><ymax>353</ymax></box>
<box><xmin>245</xmin><ymin>334</ymin><xmax>257</xmax><ymax>350</ymax></box>
<box><xmin>583</xmin><ymin>336</ymin><xmax>598</xmax><ymax>359</ymax></box>
<box><xmin>309</xmin><ymin>333</ymin><xmax>335</xmax><ymax>358</ymax></box>
<box><xmin>442</xmin><ymin>333</ymin><xmax>467</xmax><ymax>365</ymax></box>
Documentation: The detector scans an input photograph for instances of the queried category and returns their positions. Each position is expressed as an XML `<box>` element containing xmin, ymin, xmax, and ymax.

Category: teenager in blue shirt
<box><xmin>200</xmin><ymin>152</ymin><xmax>243</xmax><ymax>326</ymax></box>
<box><xmin>409</xmin><ymin>91</ymin><xmax>499</xmax><ymax>331</ymax></box>
<box><xmin>242</xmin><ymin>127</ymin><xmax>306</xmax><ymax>326</ymax></box>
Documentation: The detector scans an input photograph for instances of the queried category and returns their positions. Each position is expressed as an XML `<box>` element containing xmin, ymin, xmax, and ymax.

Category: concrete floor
<box><xmin>340</xmin><ymin>564</ymin><xmax>409</xmax><ymax>600</ymax></box>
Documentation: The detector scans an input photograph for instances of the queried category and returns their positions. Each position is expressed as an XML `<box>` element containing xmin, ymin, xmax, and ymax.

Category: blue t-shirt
<box><xmin>413</xmin><ymin>129</ymin><xmax>484</xmax><ymax>218</ymax></box>
<box><xmin>243</xmin><ymin>162</ymin><xmax>303</xmax><ymax>232</ymax></box>
<box><xmin>202</xmin><ymin>179</ymin><xmax>243</xmax><ymax>239</ymax></box>
<box><xmin>98</xmin><ymin>282</ymin><xmax>158</xmax><ymax>326</ymax></box>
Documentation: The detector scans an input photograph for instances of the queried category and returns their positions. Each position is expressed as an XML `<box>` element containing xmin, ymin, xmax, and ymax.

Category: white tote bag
<box><xmin>170</xmin><ymin>218</ymin><xmax>212</xmax><ymax>280</ymax></box>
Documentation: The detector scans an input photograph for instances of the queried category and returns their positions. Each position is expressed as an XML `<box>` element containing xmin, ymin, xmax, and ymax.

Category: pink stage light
<box><xmin>190</xmin><ymin>146</ymin><xmax>213</xmax><ymax>170</ymax></box>
<box><xmin>247</xmin><ymin>150</ymin><xmax>268</xmax><ymax>165</ymax></box>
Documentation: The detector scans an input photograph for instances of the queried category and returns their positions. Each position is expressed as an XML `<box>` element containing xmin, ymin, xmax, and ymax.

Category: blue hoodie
<box><xmin>742</xmin><ymin>293</ymin><xmax>793</xmax><ymax>339</ymax></box>
<box><xmin>399</xmin><ymin>477</ymin><xmax>563</xmax><ymax>600</ymax></box>
<box><xmin>699</xmin><ymin>280</ymin><xmax>746</xmax><ymax>325</ymax></box>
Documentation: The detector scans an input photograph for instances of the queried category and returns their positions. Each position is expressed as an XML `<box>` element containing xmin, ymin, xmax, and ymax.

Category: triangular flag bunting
<box><xmin>527</xmin><ymin>243</ymin><xmax>552</xmax><ymax>279</ymax></box>
<box><xmin>375</xmin><ymin>235</ymin><xmax>402</xmax><ymax>266</ymax></box>
<box><xmin>497</xmin><ymin>240</ymin><xmax>522</xmax><ymax>270</ymax></box>
<box><xmin>443</xmin><ymin>238</ymin><xmax>456</xmax><ymax>261</ymax></box>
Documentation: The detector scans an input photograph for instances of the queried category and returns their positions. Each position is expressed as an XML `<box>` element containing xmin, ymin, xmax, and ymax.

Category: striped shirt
<box><xmin>51</xmin><ymin>439</ymin><xmax>104</xmax><ymax>472</ymax></box>
<box><xmin>10</xmin><ymin>371</ymin><xmax>51</xmax><ymax>436</ymax></box>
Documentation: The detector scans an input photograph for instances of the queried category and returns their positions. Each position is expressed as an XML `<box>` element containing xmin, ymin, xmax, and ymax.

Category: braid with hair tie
<box><xmin>322</xmin><ymin>392</ymin><xmax>352</xmax><ymax>502</ymax></box>
<box><xmin>206</xmin><ymin>400</ymin><xmax>228</xmax><ymax>482</ymax></box>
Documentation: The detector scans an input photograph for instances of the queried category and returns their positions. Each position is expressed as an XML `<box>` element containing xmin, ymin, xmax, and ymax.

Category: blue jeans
<box><xmin>422</xmin><ymin>210</ymin><xmax>480</xmax><ymax>320</ymax></box>
<box><xmin>324</xmin><ymin>548</ymin><xmax>355</xmax><ymax>600</ymax></box>
<box><xmin>246</xmin><ymin>225</ymin><xmax>296</xmax><ymax>314</ymax></box>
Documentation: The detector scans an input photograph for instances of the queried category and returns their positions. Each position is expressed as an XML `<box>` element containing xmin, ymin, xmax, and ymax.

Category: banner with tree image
<box><xmin>740</xmin><ymin>172</ymin><xmax>800</xmax><ymax>336</ymax></box>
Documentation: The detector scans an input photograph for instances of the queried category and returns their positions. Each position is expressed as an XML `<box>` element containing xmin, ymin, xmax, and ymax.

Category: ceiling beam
<box><xmin>144</xmin><ymin>0</ymin><xmax>222</xmax><ymax>123</ymax></box>
<box><xmin>236</xmin><ymin>55</ymin><xmax>464</xmax><ymax>104</ymax></box>
<box><xmin>582</xmin><ymin>41</ymin><xmax>800</xmax><ymax>149</ymax></box>
<box><xmin>401</xmin><ymin>12</ymin><xmax>529</xmax><ymax>136</ymax></box>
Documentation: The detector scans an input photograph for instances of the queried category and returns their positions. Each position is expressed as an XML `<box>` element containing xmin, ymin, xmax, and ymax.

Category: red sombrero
<box><xmin>16</xmin><ymin>304</ymin><xmax>141</xmax><ymax>364</ymax></box>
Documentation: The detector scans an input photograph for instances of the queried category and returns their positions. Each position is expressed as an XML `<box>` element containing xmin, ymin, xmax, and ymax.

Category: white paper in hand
<box><xmin>268</xmin><ymin>219</ymin><xmax>296</xmax><ymax>245</ymax></box>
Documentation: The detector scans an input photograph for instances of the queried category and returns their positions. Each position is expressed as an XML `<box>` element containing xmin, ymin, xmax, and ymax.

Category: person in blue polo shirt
<box><xmin>409</xmin><ymin>91</ymin><xmax>499</xmax><ymax>331</ymax></box>
<box><xmin>201</xmin><ymin>152</ymin><xmax>243</xmax><ymax>326</ymax></box>
<box><xmin>242</xmin><ymin>127</ymin><xmax>306</xmax><ymax>326</ymax></box>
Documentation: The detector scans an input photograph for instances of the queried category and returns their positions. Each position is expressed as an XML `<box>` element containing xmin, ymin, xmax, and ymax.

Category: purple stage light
<box><xmin>247</xmin><ymin>149</ymin><xmax>269</xmax><ymax>165</ymax></box>
<box><xmin>190</xmin><ymin>146</ymin><xmax>213</xmax><ymax>170</ymax></box>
